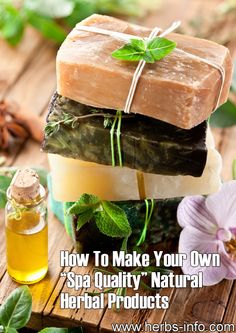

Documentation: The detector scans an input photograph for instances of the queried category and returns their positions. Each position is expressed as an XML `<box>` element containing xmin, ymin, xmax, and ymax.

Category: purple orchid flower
<box><xmin>177</xmin><ymin>181</ymin><xmax>236</xmax><ymax>286</ymax></box>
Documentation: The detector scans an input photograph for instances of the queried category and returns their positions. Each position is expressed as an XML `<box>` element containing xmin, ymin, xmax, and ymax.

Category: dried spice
<box><xmin>0</xmin><ymin>101</ymin><xmax>29</xmax><ymax>149</ymax></box>
<box><xmin>0</xmin><ymin>100</ymin><xmax>44</xmax><ymax>150</ymax></box>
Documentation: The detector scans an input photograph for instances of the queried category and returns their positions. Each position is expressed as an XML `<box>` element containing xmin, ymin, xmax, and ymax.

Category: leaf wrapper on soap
<box><xmin>56</xmin><ymin>14</ymin><xmax>233</xmax><ymax>129</ymax></box>
<box><xmin>42</xmin><ymin>93</ymin><xmax>208</xmax><ymax>177</ymax></box>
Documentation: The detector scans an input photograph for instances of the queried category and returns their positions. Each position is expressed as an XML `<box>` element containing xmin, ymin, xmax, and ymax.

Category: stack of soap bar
<box><xmin>43</xmin><ymin>93</ymin><xmax>208</xmax><ymax>177</ymax></box>
<box><xmin>42</xmin><ymin>14</ymin><xmax>233</xmax><ymax>222</ymax></box>
<box><xmin>57</xmin><ymin>14</ymin><xmax>233</xmax><ymax>129</ymax></box>
<box><xmin>43</xmin><ymin>15</ymin><xmax>233</xmax><ymax>252</ymax></box>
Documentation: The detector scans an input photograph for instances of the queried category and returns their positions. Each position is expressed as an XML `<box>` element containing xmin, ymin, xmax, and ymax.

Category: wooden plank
<box><xmin>1</xmin><ymin>39</ymin><xmax>56</xmax><ymax>167</ymax></box>
<box><xmin>222</xmin><ymin>281</ymin><xmax>236</xmax><ymax>326</ymax></box>
<box><xmin>0</xmin><ymin>28</ymin><xmax>43</xmax><ymax>99</ymax></box>
<box><xmin>163</xmin><ymin>280</ymin><xmax>233</xmax><ymax>329</ymax></box>
<box><xmin>100</xmin><ymin>289</ymin><xmax>147</xmax><ymax>333</ymax></box>
<box><xmin>137</xmin><ymin>288</ymin><xmax>174</xmax><ymax>328</ymax></box>
<box><xmin>6</xmin><ymin>41</ymin><xmax>56</xmax><ymax>116</ymax></box>
<box><xmin>43</xmin><ymin>257</ymin><xmax>107</xmax><ymax>332</ymax></box>
<box><xmin>11</xmin><ymin>138</ymin><xmax>49</xmax><ymax>170</ymax></box>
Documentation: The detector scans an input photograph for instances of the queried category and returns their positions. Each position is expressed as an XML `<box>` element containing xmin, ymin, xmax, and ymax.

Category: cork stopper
<box><xmin>9</xmin><ymin>168</ymin><xmax>40</xmax><ymax>203</ymax></box>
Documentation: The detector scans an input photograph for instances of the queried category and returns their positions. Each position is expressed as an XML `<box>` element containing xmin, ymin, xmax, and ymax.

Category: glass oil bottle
<box><xmin>5</xmin><ymin>168</ymin><xmax>48</xmax><ymax>284</ymax></box>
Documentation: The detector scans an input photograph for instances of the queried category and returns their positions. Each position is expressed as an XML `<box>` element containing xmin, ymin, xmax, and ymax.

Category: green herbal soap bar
<box><xmin>71</xmin><ymin>199</ymin><xmax>181</xmax><ymax>253</ymax></box>
<box><xmin>42</xmin><ymin>93</ymin><xmax>208</xmax><ymax>176</ymax></box>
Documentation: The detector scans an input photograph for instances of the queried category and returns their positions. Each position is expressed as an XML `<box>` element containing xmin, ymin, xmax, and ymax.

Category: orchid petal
<box><xmin>177</xmin><ymin>196</ymin><xmax>217</xmax><ymax>234</ymax></box>
<box><xmin>179</xmin><ymin>227</ymin><xmax>228</xmax><ymax>285</ymax></box>
<box><xmin>221</xmin><ymin>255</ymin><xmax>236</xmax><ymax>279</ymax></box>
<box><xmin>179</xmin><ymin>226</ymin><xmax>218</xmax><ymax>254</ymax></box>
<box><xmin>206</xmin><ymin>181</ymin><xmax>236</xmax><ymax>229</ymax></box>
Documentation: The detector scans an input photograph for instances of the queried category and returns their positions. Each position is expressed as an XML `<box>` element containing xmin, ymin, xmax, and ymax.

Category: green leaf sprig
<box><xmin>136</xmin><ymin>199</ymin><xmax>155</xmax><ymax>246</ymax></box>
<box><xmin>46</xmin><ymin>109</ymin><xmax>126</xmax><ymax>168</ymax></box>
<box><xmin>68</xmin><ymin>193</ymin><xmax>132</xmax><ymax>240</ymax></box>
<box><xmin>112</xmin><ymin>37</ymin><xmax>177</xmax><ymax>63</ymax></box>
<box><xmin>45</xmin><ymin>112</ymin><xmax>80</xmax><ymax>137</ymax></box>
<box><xmin>109</xmin><ymin>110</ymin><xmax>123</xmax><ymax>167</ymax></box>
<box><xmin>0</xmin><ymin>286</ymin><xmax>82</xmax><ymax>332</ymax></box>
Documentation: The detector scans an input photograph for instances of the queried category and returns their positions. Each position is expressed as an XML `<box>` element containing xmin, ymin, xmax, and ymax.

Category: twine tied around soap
<box><xmin>76</xmin><ymin>22</ymin><xmax>225</xmax><ymax>114</ymax></box>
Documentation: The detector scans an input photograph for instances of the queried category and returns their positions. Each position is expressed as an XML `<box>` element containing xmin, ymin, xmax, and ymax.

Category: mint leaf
<box><xmin>24</xmin><ymin>0</ymin><xmax>74</xmax><ymax>19</ymax></box>
<box><xmin>64</xmin><ymin>0</ymin><xmax>96</xmax><ymax>27</ymax></box>
<box><xmin>0</xmin><ymin>4</ymin><xmax>25</xmax><ymax>45</ymax></box>
<box><xmin>210</xmin><ymin>100</ymin><xmax>236</xmax><ymax>128</ymax></box>
<box><xmin>4</xmin><ymin>328</ymin><xmax>18</xmax><ymax>333</ymax></box>
<box><xmin>130</xmin><ymin>38</ymin><xmax>146</xmax><ymax>51</ymax></box>
<box><xmin>147</xmin><ymin>37</ymin><xmax>176</xmax><ymax>62</ymax></box>
<box><xmin>0</xmin><ymin>175</ymin><xmax>12</xmax><ymax>209</ymax></box>
<box><xmin>76</xmin><ymin>209</ymin><xmax>94</xmax><ymax>231</ymax></box>
<box><xmin>68</xmin><ymin>194</ymin><xmax>100</xmax><ymax>215</ymax></box>
<box><xmin>68</xmin><ymin>194</ymin><xmax>131</xmax><ymax>238</ymax></box>
<box><xmin>112</xmin><ymin>43</ymin><xmax>145</xmax><ymax>62</ymax></box>
<box><xmin>68</xmin><ymin>194</ymin><xmax>101</xmax><ymax>231</ymax></box>
<box><xmin>95</xmin><ymin>211</ymin><xmax>125</xmax><ymax>238</ymax></box>
<box><xmin>0</xmin><ymin>286</ymin><xmax>32</xmax><ymax>330</ymax></box>
<box><xmin>112</xmin><ymin>37</ymin><xmax>176</xmax><ymax>63</ymax></box>
<box><xmin>26</xmin><ymin>11</ymin><xmax>66</xmax><ymax>44</ymax></box>
<box><xmin>95</xmin><ymin>201</ymin><xmax>131</xmax><ymax>238</ymax></box>
<box><xmin>143</xmin><ymin>50</ymin><xmax>155</xmax><ymax>63</ymax></box>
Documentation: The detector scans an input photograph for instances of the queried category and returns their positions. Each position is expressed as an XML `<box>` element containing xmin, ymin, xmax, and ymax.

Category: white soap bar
<box><xmin>48</xmin><ymin>139</ymin><xmax>222</xmax><ymax>202</ymax></box>
<box><xmin>144</xmin><ymin>148</ymin><xmax>222</xmax><ymax>199</ymax></box>
<box><xmin>49</xmin><ymin>156</ymin><xmax>140</xmax><ymax>201</ymax></box>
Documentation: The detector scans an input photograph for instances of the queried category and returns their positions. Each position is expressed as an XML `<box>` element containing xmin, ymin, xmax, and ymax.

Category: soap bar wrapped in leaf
<box><xmin>57</xmin><ymin>14</ymin><xmax>233</xmax><ymax>129</ymax></box>
<box><xmin>42</xmin><ymin>93</ymin><xmax>208</xmax><ymax>177</ymax></box>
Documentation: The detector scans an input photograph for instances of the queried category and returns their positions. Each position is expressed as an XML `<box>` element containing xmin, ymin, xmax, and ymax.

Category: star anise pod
<box><xmin>0</xmin><ymin>100</ymin><xmax>30</xmax><ymax>150</ymax></box>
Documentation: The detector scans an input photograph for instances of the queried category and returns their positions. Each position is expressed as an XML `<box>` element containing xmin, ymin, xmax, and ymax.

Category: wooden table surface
<box><xmin>0</xmin><ymin>0</ymin><xmax>236</xmax><ymax>332</ymax></box>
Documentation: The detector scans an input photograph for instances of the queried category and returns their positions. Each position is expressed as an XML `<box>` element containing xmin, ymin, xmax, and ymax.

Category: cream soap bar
<box><xmin>57</xmin><ymin>14</ymin><xmax>233</xmax><ymax>129</ymax></box>
<box><xmin>48</xmin><ymin>144</ymin><xmax>222</xmax><ymax>202</ymax></box>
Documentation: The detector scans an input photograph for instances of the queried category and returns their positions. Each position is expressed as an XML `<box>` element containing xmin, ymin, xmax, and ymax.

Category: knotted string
<box><xmin>76</xmin><ymin>22</ymin><xmax>225</xmax><ymax>114</ymax></box>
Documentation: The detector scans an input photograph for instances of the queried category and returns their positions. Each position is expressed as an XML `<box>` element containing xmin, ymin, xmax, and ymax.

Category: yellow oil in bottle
<box><xmin>6</xmin><ymin>210</ymin><xmax>48</xmax><ymax>284</ymax></box>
